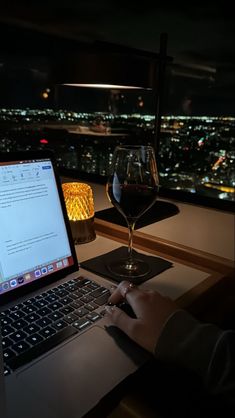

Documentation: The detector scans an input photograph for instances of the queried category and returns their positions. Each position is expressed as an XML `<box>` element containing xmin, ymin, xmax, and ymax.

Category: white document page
<box><xmin>0</xmin><ymin>160</ymin><xmax>72</xmax><ymax>282</ymax></box>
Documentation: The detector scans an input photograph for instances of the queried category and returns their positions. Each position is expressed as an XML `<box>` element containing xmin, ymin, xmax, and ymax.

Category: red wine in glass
<box><xmin>107</xmin><ymin>183</ymin><xmax>158</xmax><ymax>222</ymax></box>
<box><xmin>106</xmin><ymin>145</ymin><xmax>159</xmax><ymax>279</ymax></box>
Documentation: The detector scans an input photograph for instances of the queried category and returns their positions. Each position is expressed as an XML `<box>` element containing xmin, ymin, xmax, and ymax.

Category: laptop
<box><xmin>0</xmin><ymin>150</ymin><xmax>148</xmax><ymax>418</ymax></box>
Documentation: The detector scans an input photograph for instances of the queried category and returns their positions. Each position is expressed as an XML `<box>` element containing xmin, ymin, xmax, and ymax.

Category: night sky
<box><xmin>0</xmin><ymin>2</ymin><xmax>234</xmax><ymax>115</ymax></box>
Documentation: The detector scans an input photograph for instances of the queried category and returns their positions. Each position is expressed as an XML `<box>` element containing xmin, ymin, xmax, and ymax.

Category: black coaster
<box><xmin>95</xmin><ymin>200</ymin><xmax>179</xmax><ymax>229</ymax></box>
<box><xmin>81</xmin><ymin>246</ymin><xmax>173</xmax><ymax>284</ymax></box>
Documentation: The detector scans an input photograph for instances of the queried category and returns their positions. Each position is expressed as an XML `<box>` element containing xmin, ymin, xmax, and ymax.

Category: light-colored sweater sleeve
<box><xmin>155</xmin><ymin>310</ymin><xmax>235</xmax><ymax>397</ymax></box>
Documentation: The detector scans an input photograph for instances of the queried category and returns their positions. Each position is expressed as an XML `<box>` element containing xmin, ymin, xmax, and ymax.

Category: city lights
<box><xmin>0</xmin><ymin>108</ymin><xmax>234</xmax><ymax>202</ymax></box>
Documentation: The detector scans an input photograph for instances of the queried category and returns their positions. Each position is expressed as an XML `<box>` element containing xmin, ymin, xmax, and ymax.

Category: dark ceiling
<box><xmin>0</xmin><ymin>2</ymin><xmax>234</xmax><ymax>115</ymax></box>
<box><xmin>1</xmin><ymin>2</ymin><xmax>234</xmax><ymax>70</ymax></box>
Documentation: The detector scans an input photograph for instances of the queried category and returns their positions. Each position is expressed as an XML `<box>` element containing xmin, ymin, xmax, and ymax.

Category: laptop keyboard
<box><xmin>1</xmin><ymin>276</ymin><xmax>110</xmax><ymax>376</ymax></box>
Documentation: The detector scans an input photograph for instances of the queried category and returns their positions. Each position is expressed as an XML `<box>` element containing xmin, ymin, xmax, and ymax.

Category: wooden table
<box><xmin>75</xmin><ymin>220</ymin><xmax>234</xmax><ymax>418</ymax></box>
<box><xmin>78</xmin><ymin>219</ymin><xmax>234</xmax><ymax>326</ymax></box>
<box><xmin>62</xmin><ymin>178</ymin><xmax>234</xmax><ymax>325</ymax></box>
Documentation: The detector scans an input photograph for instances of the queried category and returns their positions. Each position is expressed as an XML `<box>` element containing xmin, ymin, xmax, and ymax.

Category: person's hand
<box><xmin>105</xmin><ymin>280</ymin><xmax>178</xmax><ymax>354</ymax></box>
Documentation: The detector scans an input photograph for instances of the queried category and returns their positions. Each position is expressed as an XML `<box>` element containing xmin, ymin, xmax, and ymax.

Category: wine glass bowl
<box><xmin>106</xmin><ymin>145</ymin><xmax>159</xmax><ymax>279</ymax></box>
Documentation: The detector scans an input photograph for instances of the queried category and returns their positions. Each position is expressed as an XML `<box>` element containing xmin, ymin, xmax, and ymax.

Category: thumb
<box><xmin>105</xmin><ymin>305</ymin><xmax>135</xmax><ymax>338</ymax></box>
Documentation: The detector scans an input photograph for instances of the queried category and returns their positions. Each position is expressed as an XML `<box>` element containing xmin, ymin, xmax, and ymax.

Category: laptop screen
<box><xmin>0</xmin><ymin>155</ymin><xmax>76</xmax><ymax>296</ymax></box>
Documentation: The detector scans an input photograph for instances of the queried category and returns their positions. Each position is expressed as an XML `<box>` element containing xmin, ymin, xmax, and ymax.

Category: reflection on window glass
<box><xmin>0</xmin><ymin>59</ymin><xmax>234</xmax><ymax>207</ymax></box>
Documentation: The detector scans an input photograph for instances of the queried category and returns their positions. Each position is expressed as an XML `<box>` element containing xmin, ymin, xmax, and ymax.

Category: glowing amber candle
<box><xmin>62</xmin><ymin>182</ymin><xmax>96</xmax><ymax>243</ymax></box>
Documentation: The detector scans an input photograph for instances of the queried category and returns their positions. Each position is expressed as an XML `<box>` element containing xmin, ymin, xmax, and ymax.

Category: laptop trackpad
<box><xmin>7</xmin><ymin>325</ymin><xmax>145</xmax><ymax>418</ymax></box>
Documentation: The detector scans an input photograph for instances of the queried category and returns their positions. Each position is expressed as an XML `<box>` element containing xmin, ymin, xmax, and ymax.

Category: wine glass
<box><xmin>106</xmin><ymin>145</ymin><xmax>159</xmax><ymax>278</ymax></box>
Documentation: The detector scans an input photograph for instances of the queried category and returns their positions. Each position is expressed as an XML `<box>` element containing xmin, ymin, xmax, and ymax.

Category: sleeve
<box><xmin>155</xmin><ymin>310</ymin><xmax>235</xmax><ymax>397</ymax></box>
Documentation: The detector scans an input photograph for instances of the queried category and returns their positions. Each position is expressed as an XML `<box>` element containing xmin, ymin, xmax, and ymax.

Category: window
<box><xmin>0</xmin><ymin>23</ymin><xmax>234</xmax><ymax>211</ymax></box>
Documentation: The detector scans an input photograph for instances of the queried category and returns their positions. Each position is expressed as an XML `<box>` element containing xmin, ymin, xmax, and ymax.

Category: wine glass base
<box><xmin>107</xmin><ymin>257</ymin><xmax>150</xmax><ymax>279</ymax></box>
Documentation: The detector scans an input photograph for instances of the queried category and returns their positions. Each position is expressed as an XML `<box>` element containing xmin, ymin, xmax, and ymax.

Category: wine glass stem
<box><xmin>127</xmin><ymin>221</ymin><xmax>135</xmax><ymax>261</ymax></box>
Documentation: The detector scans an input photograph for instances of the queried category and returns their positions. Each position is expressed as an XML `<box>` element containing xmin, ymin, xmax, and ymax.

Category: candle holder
<box><xmin>62</xmin><ymin>182</ymin><xmax>96</xmax><ymax>244</ymax></box>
